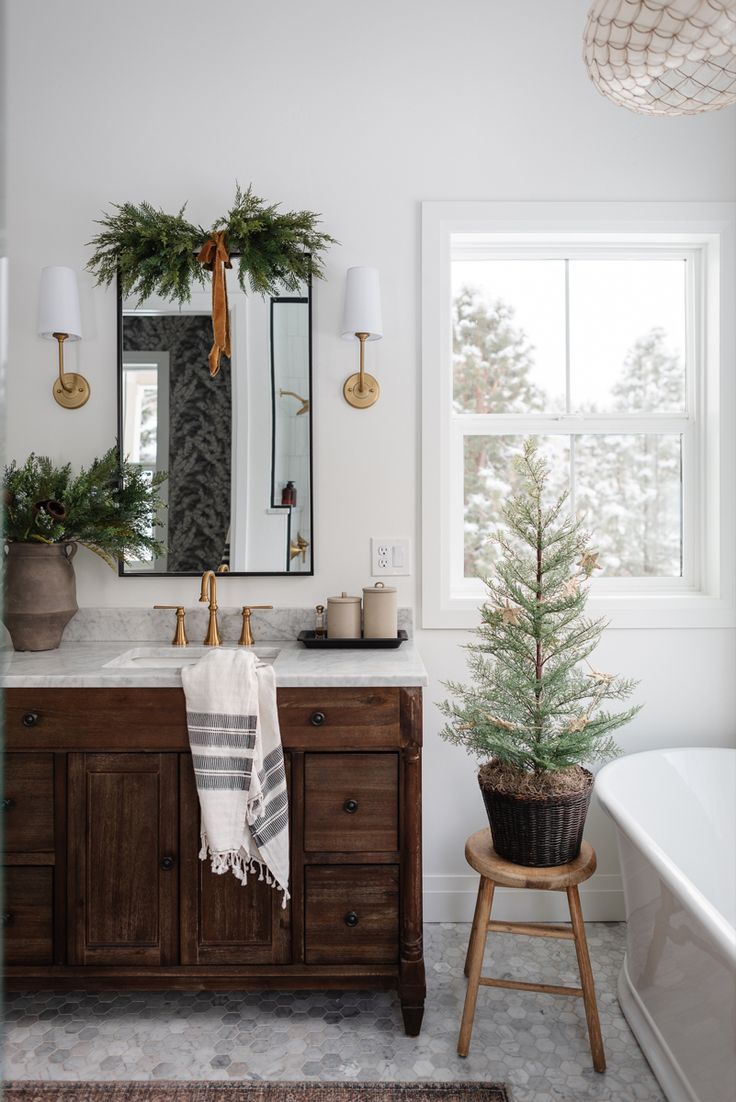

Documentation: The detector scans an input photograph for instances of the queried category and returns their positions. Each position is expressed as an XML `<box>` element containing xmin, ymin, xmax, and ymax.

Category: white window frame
<box><xmin>421</xmin><ymin>202</ymin><xmax>736</xmax><ymax>630</ymax></box>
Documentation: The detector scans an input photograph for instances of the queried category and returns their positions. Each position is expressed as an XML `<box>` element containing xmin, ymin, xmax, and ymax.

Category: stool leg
<box><xmin>464</xmin><ymin>878</ymin><xmax>485</xmax><ymax>977</ymax></box>
<box><xmin>458</xmin><ymin>876</ymin><xmax>494</xmax><ymax>1058</ymax></box>
<box><xmin>567</xmin><ymin>885</ymin><xmax>606</xmax><ymax>1073</ymax></box>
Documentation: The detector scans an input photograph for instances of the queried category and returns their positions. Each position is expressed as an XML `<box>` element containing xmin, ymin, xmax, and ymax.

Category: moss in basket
<box><xmin>3</xmin><ymin>446</ymin><xmax>167</xmax><ymax>568</ymax></box>
<box><xmin>438</xmin><ymin>438</ymin><xmax>641</xmax><ymax>798</ymax></box>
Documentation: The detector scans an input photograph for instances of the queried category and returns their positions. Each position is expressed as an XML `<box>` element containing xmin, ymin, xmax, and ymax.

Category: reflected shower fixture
<box><xmin>38</xmin><ymin>266</ymin><xmax>90</xmax><ymax>409</ymax></box>
<box><xmin>279</xmin><ymin>389</ymin><xmax>310</xmax><ymax>415</ymax></box>
<box><xmin>341</xmin><ymin>266</ymin><xmax>383</xmax><ymax>409</ymax></box>
<box><xmin>583</xmin><ymin>0</ymin><xmax>736</xmax><ymax>116</ymax></box>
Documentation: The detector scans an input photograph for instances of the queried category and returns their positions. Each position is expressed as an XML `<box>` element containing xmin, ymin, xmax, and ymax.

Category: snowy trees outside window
<box><xmin>451</xmin><ymin>256</ymin><xmax>688</xmax><ymax>582</ymax></box>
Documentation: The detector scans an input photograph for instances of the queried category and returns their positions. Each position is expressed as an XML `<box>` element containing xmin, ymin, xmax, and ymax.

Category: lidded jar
<box><xmin>326</xmin><ymin>592</ymin><xmax>361</xmax><ymax>639</ymax></box>
<box><xmin>362</xmin><ymin>582</ymin><xmax>397</xmax><ymax>639</ymax></box>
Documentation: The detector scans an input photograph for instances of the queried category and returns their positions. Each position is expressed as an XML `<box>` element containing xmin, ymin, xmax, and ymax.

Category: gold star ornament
<box><xmin>578</xmin><ymin>550</ymin><xmax>601</xmax><ymax>576</ymax></box>
<box><xmin>499</xmin><ymin>602</ymin><xmax>522</xmax><ymax>626</ymax></box>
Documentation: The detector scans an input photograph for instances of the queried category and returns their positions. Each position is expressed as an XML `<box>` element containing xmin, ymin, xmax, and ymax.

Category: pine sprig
<box><xmin>3</xmin><ymin>448</ymin><xmax>167</xmax><ymax>568</ymax></box>
<box><xmin>87</xmin><ymin>185</ymin><xmax>337</xmax><ymax>305</ymax></box>
<box><xmin>439</xmin><ymin>438</ymin><xmax>641</xmax><ymax>773</ymax></box>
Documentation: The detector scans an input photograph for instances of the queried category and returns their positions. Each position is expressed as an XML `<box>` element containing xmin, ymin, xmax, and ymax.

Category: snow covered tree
<box><xmin>453</xmin><ymin>288</ymin><xmax>545</xmax><ymax>577</ymax></box>
<box><xmin>576</xmin><ymin>328</ymin><xmax>684</xmax><ymax>576</ymax></box>
<box><xmin>439</xmin><ymin>439</ymin><xmax>640</xmax><ymax>779</ymax></box>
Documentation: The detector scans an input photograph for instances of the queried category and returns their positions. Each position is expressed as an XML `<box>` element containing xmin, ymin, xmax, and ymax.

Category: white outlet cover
<box><xmin>371</xmin><ymin>538</ymin><xmax>411</xmax><ymax>576</ymax></box>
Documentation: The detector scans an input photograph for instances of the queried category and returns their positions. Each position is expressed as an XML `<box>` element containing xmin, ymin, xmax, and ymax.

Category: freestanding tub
<box><xmin>596</xmin><ymin>748</ymin><xmax>736</xmax><ymax>1102</ymax></box>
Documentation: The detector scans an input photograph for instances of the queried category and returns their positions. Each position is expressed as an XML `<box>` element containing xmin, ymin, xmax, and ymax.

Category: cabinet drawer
<box><xmin>304</xmin><ymin>753</ymin><xmax>398</xmax><ymax>853</ymax></box>
<box><xmin>3</xmin><ymin>866</ymin><xmax>53</xmax><ymax>964</ymax></box>
<box><xmin>278</xmin><ymin>689</ymin><xmax>400</xmax><ymax>749</ymax></box>
<box><xmin>3</xmin><ymin>754</ymin><xmax>54</xmax><ymax>853</ymax></box>
<box><xmin>305</xmin><ymin>866</ymin><xmax>399</xmax><ymax>964</ymax></box>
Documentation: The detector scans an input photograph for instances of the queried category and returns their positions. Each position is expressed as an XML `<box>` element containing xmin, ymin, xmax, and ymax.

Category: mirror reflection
<box><xmin>119</xmin><ymin>272</ymin><xmax>312</xmax><ymax>575</ymax></box>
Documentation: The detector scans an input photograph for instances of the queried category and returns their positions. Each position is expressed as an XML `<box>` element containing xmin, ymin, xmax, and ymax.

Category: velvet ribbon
<box><xmin>197</xmin><ymin>231</ymin><xmax>232</xmax><ymax>377</ymax></box>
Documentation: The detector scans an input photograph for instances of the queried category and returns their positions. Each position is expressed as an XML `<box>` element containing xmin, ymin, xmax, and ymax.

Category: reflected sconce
<box><xmin>341</xmin><ymin>266</ymin><xmax>382</xmax><ymax>409</ymax></box>
<box><xmin>38</xmin><ymin>266</ymin><xmax>89</xmax><ymax>409</ymax></box>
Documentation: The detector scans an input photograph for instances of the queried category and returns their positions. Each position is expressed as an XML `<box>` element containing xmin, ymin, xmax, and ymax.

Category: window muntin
<box><xmin>450</xmin><ymin>245</ymin><xmax>693</xmax><ymax>589</ymax></box>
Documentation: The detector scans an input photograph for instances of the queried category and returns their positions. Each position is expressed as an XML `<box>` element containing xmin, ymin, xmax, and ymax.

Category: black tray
<box><xmin>297</xmin><ymin>630</ymin><xmax>408</xmax><ymax>650</ymax></box>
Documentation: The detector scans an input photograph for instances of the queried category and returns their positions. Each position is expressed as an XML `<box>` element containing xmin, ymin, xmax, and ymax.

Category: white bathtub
<box><xmin>596</xmin><ymin>748</ymin><xmax>736</xmax><ymax>1102</ymax></box>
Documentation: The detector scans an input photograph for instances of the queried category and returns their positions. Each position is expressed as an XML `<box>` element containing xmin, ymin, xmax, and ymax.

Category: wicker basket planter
<box><xmin>479</xmin><ymin>768</ymin><xmax>594</xmax><ymax>867</ymax></box>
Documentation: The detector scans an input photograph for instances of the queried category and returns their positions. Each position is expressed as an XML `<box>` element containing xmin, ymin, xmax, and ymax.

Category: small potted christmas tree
<box><xmin>439</xmin><ymin>438</ymin><xmax>640</xmax><ymax>867</ymax></box>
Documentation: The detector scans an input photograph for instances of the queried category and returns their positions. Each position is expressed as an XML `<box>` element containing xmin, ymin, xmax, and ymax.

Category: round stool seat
<box><xmin>465</xmin><ymin>828</ymin><xmax>596</xmax><ymax>890</ymax></box>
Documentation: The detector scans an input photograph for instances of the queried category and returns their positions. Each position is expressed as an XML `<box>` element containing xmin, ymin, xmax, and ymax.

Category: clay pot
<box><xmin>3</xmin><ymin>542</ymin><xmax>78</xmax><ymax>651</ymax></box>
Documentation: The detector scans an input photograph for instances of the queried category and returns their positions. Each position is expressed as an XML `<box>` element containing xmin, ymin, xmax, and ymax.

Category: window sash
<box><xmin>422</xmin><ymin>201</ymin><xmax>736</xmax><ymax>629</ymax></box>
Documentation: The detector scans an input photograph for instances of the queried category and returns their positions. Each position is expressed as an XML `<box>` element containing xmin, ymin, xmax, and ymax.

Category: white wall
<box><xmin>6</xmin><ymin>0</ymin><xmax>736</xmax><ymax>920</ymax></box>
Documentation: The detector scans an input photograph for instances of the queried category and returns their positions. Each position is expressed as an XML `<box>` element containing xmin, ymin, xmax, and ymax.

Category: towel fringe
<box><xmin>199</xmin><ymin>833</ymin><xmax>290</xmax><ymax>904</ymax></box>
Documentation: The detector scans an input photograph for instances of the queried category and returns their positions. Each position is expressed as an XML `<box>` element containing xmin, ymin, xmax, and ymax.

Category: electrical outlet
<box><xmin>371</xmin><ymin>538</ymin><xmax>411</xmax><ymax>576</ymax></box>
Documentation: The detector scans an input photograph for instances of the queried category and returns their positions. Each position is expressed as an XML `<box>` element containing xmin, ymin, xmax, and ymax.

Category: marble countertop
<box><xmin>0</xmin><ymin>638</ymin><xmax>428</xmax><ymax>689</ymax></box>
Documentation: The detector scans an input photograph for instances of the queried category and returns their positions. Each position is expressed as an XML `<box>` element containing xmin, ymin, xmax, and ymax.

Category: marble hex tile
<box><xmin>2</xmin><ymin>922</ymin><xmax>665</xmax><ymax>1102</ymax></box>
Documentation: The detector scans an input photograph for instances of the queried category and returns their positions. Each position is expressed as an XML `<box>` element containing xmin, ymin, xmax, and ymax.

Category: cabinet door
<box><xmin>67</xmin><ymin>753</ymin><xmax>178</xmax><ymax>966</ymax></box>
<box><xmin>179</xmin><ymin>754</ymin><xmax>291</xmax><ymax>965</ymax></box>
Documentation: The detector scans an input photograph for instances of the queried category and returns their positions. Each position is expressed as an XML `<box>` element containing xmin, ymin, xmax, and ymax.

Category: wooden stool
<box><xmin>458</xmin><ymin>828</ymin><xmax>605</xmax><ymax>1073</ymax></box>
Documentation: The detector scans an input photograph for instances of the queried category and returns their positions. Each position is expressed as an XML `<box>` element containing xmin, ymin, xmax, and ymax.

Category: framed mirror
<box><xmin>117</xmin><ymin>270</ymin><xmax>313</xmax><ymax>576</ymax></box>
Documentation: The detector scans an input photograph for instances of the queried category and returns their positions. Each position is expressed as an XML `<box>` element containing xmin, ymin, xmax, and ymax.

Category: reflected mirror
<box><xmin>118</xmin><ymin>270</ymin><xmax>312</xmax><ymax>575</ymax></box>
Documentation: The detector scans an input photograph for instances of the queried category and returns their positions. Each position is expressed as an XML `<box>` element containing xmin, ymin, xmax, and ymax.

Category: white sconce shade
<box><xmin>38</xmin><ymin>266</ymin><xmax>82</xmax><ymax>340</ymax></box>
<box><xmin>583</xmin><ymin>0</ymin><xmax>736</xmax><ymax>116</ymax></box>
<box><xmin>341</xmin><ymin>266</ymin><xmax>382</xmax><ymax>341</ymax></box>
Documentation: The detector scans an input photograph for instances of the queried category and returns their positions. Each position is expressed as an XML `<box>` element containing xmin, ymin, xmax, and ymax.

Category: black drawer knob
<box><xmin>1</xmin><ymin>912</ymin><xmax>12</xmax><ymax>927</ymax></box>
<box><xmin>160</xmin><ymin>856</ymin><xmax>175</xmax><ymax>871</ymax></box>
<box><xmin>310</xmin><ymin>711</ymin><xmax>326</xmax><ymax>727</ymax></box>
<box><xmin>344</xmin><ymin>911</ymin><xmax>359</xmax><ymax>928</ymax></box>
<box><xmin>1</xmin><ymin>798</ymin><xmax>14</xmax><ymax>811</ymax></box>
<box><xmin>22</xmin><ymin>712</ymin><xmax>39</xmax><ymax>728</ymax></box>
<box><xmin>343</xmin><ymin>798</ymin><xmax>359</xmax><ymax>814</ymax></box>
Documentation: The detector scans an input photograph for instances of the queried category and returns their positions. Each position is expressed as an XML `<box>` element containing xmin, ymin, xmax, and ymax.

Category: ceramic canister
<box><xmin>362</xmin><ymin>582</ymin><xmax>398</xmax><ymax>639</ymax></box>
<box><xmin>326</xmin><ymin>592</ymin><xmax>362</xmax><ymax>639</ymax></box>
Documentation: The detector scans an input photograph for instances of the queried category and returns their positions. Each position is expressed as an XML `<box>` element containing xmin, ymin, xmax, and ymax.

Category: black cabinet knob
<box><xmin>1</xmin><ymin>912</ymin><xmax>12</xmax><ymax>927</ymax></box>
<box><xmin>160</xmin><ymin>856</ymin><xmax>175</xmax><ymax>871</ymax></box>
<box><xmin>22</xmin><ymin>712</ymin><xmax>39</xmax><ymax>728</ymax></box>
<box><xmin>343</xmin><ymin>798</ymin><xmax>359</xmax><ymax>814</ymax></box>
<box><xmin>344</xmin><ymin>911</ymin><xmax>359</xmax><ymax>928</ymax></box>
<box><xmin>1</xmin><ymin>798</ymin><xmax>14</xmax><ymax>811</ymax></box>
<box><xmin>310</xmin><ymin>711</ymin><xmax>326</xmax><ymax>727</ymax></box>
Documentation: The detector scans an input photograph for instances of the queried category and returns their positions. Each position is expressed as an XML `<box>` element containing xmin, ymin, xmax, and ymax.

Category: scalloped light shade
<box><xmin>583</xmin><ymin>0</ymin><xmax>736</xmax><ymax>116</ymax></box>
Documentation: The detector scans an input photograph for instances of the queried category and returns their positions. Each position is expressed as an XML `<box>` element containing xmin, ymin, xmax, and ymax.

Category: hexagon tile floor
<box><xmin>2</xmin><ymin>923</ymin><xmax>665</xmax><ymax>1102</ymax></box>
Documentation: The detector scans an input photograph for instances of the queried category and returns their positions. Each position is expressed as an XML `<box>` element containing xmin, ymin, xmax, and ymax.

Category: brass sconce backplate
<box><xmin>53</xmin><ymin>372</ymin><xmax>90</xmax><ymax>409</ymax></box>
<box><xmin>343</xmin><ymin>371</ymin><xmax>380</xmax><ymax>409</ymax></box>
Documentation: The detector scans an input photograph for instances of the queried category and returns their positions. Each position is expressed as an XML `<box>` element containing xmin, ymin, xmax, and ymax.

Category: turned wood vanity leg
<box><xmin>567</xmin><ymin>885</ymin><xmax>606</xmax><ymax>1073</ymax></box>
<box><xmin>399</xmin><ymin>687</ymin><xmax>426</xmax><ymax>1036</ymax></box>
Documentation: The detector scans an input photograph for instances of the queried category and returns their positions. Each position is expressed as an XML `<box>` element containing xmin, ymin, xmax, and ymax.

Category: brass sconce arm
<box><xmin>52</xmin><ymin>331</ymin><xmax>90</xmax><ymax>410</ymax></box>
<box><xmin>290</xmin><ymin>533</ymin><xmax>309</xmax><ymax>564</ymax></box>
<box><xmin>343</xmin><ymin>332</ymin><xmax>380</xmax><ymax>410</ymax></box>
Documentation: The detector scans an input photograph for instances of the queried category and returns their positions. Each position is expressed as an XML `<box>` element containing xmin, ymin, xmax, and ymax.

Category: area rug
<box><xmin>2</xmin><ymin>1084</ymin><xmax>510</xmax><ymax>1102</ymax></box>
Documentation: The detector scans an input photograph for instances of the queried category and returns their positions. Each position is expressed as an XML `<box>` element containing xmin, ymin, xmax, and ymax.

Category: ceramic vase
<box><xmin>3</xmin><ymin>541</ymin><xmax>79</xmax><ymax>651</ymax></box>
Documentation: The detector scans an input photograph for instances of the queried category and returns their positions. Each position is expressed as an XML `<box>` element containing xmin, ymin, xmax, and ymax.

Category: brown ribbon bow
<box><xmin>197</xmin><ymin>230</ymin><xmax>232</xmax><ymax>377</ymax></box>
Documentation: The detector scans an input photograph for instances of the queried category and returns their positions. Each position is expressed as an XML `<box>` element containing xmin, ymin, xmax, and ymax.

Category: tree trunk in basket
<box><xmin>3</xmin><ymin>542</ymin><xmax>79</xmax><ymax>651</ymax></box>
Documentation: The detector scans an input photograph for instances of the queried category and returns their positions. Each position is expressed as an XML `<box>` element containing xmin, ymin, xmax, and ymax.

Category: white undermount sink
<box><xmin>103</xmin><ymin>645</ymin><xmax>281</xmax><ymax>670</ymax></box>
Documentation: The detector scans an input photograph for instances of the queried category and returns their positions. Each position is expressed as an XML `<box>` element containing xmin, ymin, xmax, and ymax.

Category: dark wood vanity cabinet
<box><xmin>3</xmin><ymin>686</ymin><xmax>425</xmax><ymax>1035</ymax></box>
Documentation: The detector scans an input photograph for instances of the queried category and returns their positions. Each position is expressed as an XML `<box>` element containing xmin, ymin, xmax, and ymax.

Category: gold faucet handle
<box><xmin>239</xmin><ymin>605</ymin><xmax>274</xmax><ymax>647</ymax></box>
<box><xmin>153</xmin><ymin>605</ymin><xmax>188</xmax><ymax>647</ymax></box>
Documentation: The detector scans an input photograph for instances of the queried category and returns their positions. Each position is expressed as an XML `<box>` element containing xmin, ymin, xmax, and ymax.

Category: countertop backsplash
<box><xmin>58</xmin><ymin>606</ymin><xmax>414</xmax><ymax>643</ymax></box>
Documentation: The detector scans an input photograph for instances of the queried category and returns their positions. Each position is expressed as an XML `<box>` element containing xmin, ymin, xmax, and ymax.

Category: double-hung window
<box><xmin>421</xmin><ymin>202</ymin><xmax>735</xmax><ymax>629</ymax></box>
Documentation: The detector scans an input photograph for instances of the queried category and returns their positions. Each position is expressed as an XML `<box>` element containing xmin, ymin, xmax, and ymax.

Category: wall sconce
<box><xmin>38</xmin><ymin>266</ymin><xmax>89</xmax><ymax>409</ymax></box>
<box><xmin>341</xmin><ymin>266</ymin><xmax>382</xmax><ymax>409</ymax></box>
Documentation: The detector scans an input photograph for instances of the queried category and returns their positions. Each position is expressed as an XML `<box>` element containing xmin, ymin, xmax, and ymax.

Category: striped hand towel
<box><xmin>181</xmin><ymin>648</ymin><xmax>289</xmax><ymax>904</ymax></box>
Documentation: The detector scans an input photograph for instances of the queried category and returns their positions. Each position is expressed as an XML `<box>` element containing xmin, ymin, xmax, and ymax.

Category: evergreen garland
<box><xmin>3</xmin><ymin>447</ymin><xmax>167</xmax><ymax>568</ymax></box>
<box><xmin>87</xmin><ymin>184</ymin><xmax>337</xmax><ymax>305</ymax></box>
<box><xmin>439</xmin><ymin>439</ymin><xmax>641</xmax><ymax>775</ymax></box>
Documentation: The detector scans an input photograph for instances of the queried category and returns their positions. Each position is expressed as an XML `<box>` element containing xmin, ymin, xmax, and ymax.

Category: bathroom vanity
<box><xmin>2</xmin><ymin>629</ymin><xmax>427</xmax><ymax>1035</ymax></box>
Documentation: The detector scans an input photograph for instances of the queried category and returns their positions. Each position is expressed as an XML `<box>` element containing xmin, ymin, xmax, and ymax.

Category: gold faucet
<box><xmin>199</xmin><ymin>570</ymin><xmax>221</xmax><ymax>646</ymax></box>
<box><xmin>239</xmin><ymin>605</ymin><xmax>274</xmax><ymax>647</ymax></box>
<box><xmin>153</xmin><ymin>605</ymin><xmax>188</xmax><ymax>646</ymax></box>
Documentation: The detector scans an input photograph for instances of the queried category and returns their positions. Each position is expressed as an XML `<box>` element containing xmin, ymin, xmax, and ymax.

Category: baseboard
<box><xmin>422</xmin><ymin>873</ymin><xmax>624</xmax><ymax>922</ymax></box>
